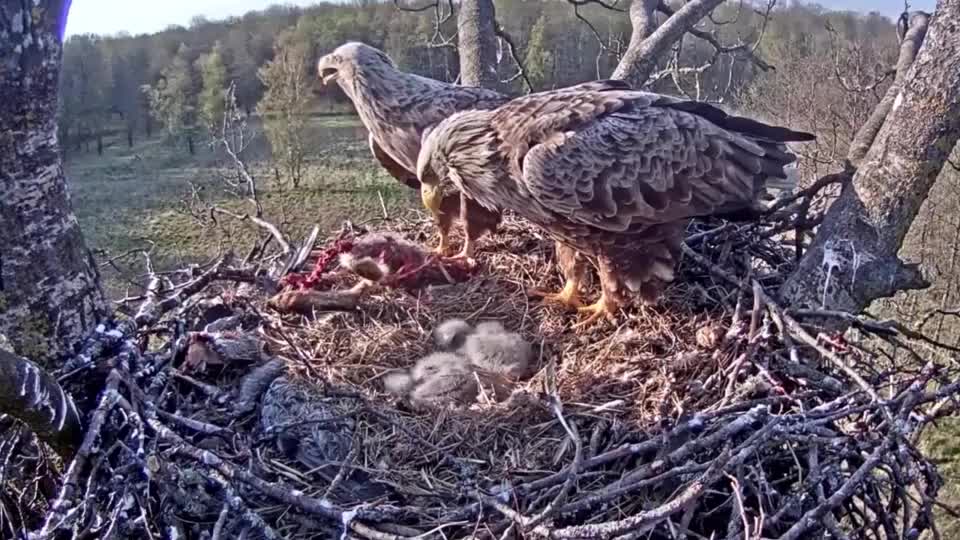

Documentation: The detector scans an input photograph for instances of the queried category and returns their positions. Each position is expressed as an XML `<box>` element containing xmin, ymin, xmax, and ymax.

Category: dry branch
<box><xmin>6</xmin><ymin>211</ymin><xmax>959</xmax><ymax>539</ymax></box>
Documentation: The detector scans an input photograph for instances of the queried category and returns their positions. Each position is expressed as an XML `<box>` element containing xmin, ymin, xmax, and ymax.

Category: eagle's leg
<box><xmin>571</xmin><ymin>254</ymin><xmax>621</xmax><ymax>329</ymax></box>
<box><xmin>571</xmin><ymin>292</ymin><xmax>619</xmax><ymax>329</ymax></box>
<box><xmin>433</xmin><ymin>226</ymin><xmax>452</xmax><ymax>257</ymax></box>
<box><xmin>425</xmin><ymin>188</ymin><xmax>459</xmax><ymax>257</ymax></box>
<box><xmin>527</xmin><ymin>242</ymin><xmax>587</xmax><ymax>310</ymax></box>
<box><xmin>528</xmin><ymin>278</ymin><xmax>582</xmax><ymax>309</ymax></box>
<box><xmin>444</xmin><ymin>195</ymin><xmax>500</xmax><ymax>268</ymax></box>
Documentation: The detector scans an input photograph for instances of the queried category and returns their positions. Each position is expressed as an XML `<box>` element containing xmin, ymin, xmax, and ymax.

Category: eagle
<box><xmin>416</xmin><ymin>80</ymin><xmax>815</xmax><ymax>327</ymax></box>
<box><xmin>316</xmin><ymin>42</ymin><xmax>507</xmax><ymax>261</ymax></box>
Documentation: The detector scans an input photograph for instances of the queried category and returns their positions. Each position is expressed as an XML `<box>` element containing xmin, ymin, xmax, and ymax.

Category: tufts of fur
<box><xmin>339</xmin><ymin>253</ymin><xmax>390</xmax><ymax>282</ymax></box>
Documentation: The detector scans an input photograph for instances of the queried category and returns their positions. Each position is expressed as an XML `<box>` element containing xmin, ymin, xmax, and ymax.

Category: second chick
<box><xmin>433</xmin><ymin>318</ymin><xmax>534</xmax><ymax>380</ymax></box>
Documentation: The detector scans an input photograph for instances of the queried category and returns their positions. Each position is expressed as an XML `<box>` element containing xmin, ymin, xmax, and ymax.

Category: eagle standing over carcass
<box><xmin>315</xmin><ymin>42</ymin><xmax>507</xmax><ymax>261</ymax></box>
<box><xmin>416</xmin><ymin>80</ymin><xmax>815</xmax><ymax>327</ymax></box>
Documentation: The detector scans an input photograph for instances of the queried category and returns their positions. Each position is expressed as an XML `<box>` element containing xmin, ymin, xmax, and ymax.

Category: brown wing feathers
<box><xmin>655</xmin><ymin>98</ymin><xmax>813</xmax><ymax>182</ymax></box>
<box><xmin>660</xmin><ymin>99</ymin><xmax>815</xmax><ymax>143</ymax></box>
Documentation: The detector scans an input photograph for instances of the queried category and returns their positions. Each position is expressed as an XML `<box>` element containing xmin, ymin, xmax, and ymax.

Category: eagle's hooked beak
<box><xmin>317</xmin><ymin>57</ymin><xmax>339</xmax><ymax>85</ymax></box>
<box><xmin>420</xmin><ymin>183</ymin><xmax>442</xmax><ymax>214</ymax></box>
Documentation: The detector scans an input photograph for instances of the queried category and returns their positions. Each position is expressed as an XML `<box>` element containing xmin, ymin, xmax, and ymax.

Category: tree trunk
<box><xmin>457</xmin><ymin>0</ymin><xmax>500</xmax><ymax>89</ymax></box>
<box><xmin>611</xmin><ymin>0</ymin><xmax>725</xmax><ymax>87</ymax></box>
<box><xmin>846</xmin><ymin>11</ymin><xmax>931</xmax><ymax>166</ymax></box>
<box><xmin>0</xmin><ymin>349</ymin><xmax>83</xmax><ymax>458</ymax></box>
<box><xmin>780</xmin><ymin>0</ymin><xmax>960</xmax><ymax>321</ymax></box>
<box><xmin>187</xmin><ymin>134</ymin><xmax>195</xmax><ymax>155</ymax></box>
<box><xmin>127</xmin><ymin>127</ymin><xmax>134</xmax><ymax>148</ymax></box>
<box><xmin>0</xmin><ymin>1</ymin><xmax>106</xmax><ymax>363</ymax></box>
<box><xmin>96</xmin><ymin>133</ymin><xmax>103</xmax><ymax>155</ymax></box>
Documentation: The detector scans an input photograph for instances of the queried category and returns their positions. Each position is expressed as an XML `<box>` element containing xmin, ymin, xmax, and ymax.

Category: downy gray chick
<box><xmin>459</xmin><ymin>320</ymin><xmax>533</xmax><ymax>380</ymax></box>
<box><xmin>432</xmin><ymin>318</ymin><xmax>475</xmax><ymax>351</ymax></box>
<box><xmin>383</xmin><ymin>351</ymin><xmax>474</xmax><ymax>400</ymax></box>
<box><xmin>407</xmin><ymin>352</ymin><xmax>479</xmax><ymax>407</ymax></box>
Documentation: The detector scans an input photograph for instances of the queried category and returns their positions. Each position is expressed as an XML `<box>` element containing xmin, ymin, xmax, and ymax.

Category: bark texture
<box><xmin>846</xmin><ymin>11</ymin><xmax>931</xmax><ymax>166</ymax></box>
<box><xmin>780</xmin><ymin>0</ymin><xmax>960</xmax><ymax>318</ymax></box>
<box><xmin>611</xmin><ymin>0</ymin><xmax>725</xmax><ymax>87</ymax></box>
<box><xmin>0</xmin><ymin>1</ymin><xmax>105</xmax><ymax>363</ymax></box>
<box><xmin>457</xmin><ymin>0</ymin><xmax>501</xmax><ymax>89</ymax></box>
<box><xmin>0</xmin><ymin>349</ymin><xmax>83</xmax><ymax>458</ymax></box>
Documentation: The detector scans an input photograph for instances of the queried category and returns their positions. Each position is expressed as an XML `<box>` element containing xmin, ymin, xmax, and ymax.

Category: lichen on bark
<box><xmin>0</xmin><ymin>1</ymin><xmax>105</xmax><ymax>364</ymax></box>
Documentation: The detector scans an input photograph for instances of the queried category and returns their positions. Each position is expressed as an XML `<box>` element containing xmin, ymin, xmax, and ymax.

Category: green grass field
<box><xmin>65</xmin><ymin>115</ymin><xmax>420</xmax><ymax>298</ymax></box>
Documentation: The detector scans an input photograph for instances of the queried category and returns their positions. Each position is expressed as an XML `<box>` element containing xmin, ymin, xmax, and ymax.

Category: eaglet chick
<box><xmin>432</xmin><ymin>318</ymin><xmax>474</xmax><ymax>351</ymax></box>
<box><xmin>383</xmin><ymin>352</ymin><xmax>480</xmax><ymax>408</ymax></box>
<box><xmin>437</xmin><ymin>319</ymin><xmax>534</xmax><ymax>380</ymax></box>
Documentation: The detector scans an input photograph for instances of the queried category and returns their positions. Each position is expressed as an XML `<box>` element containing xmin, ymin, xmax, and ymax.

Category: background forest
<box><xmin>59</xmin><ymin>0</ymin><xmax>960</xmax><ymax>344</ymax></box>
<box><xmin>61</xmin><ymin>1</ymin><xmax>960</xmax><ymax>315</ymax></box>
<box><xmin>8</xmin><ymin>0</ymin><xmax>956</xmax><ymax>535</ymax></box>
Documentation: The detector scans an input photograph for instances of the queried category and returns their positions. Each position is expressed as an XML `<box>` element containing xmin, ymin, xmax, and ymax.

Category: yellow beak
<box><xmin>421</xmin><ymin>184</ymin><xmax>442</xmax><ymax>215</ymax></box>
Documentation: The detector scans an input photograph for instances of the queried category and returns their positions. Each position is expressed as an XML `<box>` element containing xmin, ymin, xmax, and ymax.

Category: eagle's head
<box><xmin>316</xmin><ymin>42</ymin><xmax>395</xmax><ymax>87</ymax></box>
<box><xmin>416</xmin><ymin>123</ymin><xmax>448</xmax><ymax>214</ymax></box>
<box><xmin>417</xmin><ymin>111</ymin><xmax>502</xmax><ymax>214</ymax></box>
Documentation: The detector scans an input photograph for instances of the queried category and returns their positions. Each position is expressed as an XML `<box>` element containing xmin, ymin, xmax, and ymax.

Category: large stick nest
<box><xmin>9</xmin><ymin>190</ymin><xmax>960</xmax><ymax>540</ymax></box>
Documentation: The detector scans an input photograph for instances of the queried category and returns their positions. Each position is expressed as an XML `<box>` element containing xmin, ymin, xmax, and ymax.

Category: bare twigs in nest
<box><xmin>8</xmin><ymin>205</ymin><xmax>960</xmax><ymax>539</ymax></box>
<box><xmin>182</xmin><ymin>83</ymin><xmax>319</xmax><ymax>279</ymax></box>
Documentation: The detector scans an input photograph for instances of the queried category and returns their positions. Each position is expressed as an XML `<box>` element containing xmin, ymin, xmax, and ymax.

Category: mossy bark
<box><xmin>0</xmin><ymin>1</ymin><xmax>105</xmax><ymax>365</ymax></box>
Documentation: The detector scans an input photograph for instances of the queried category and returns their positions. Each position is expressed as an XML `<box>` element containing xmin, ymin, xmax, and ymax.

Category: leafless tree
<box><xmin>184</xmin><ymin>84</ymin><xmax>294</xmax><ymax>265</ymax></box>
<box><xmin>457</xmin><ymin>0</ymin><xmax>501</xmax><ymax>89</ymax></box>
<box><xmin>781</xmin><ymin>5</ymin><xmax>959</xmax><ymax>321</ymax></box>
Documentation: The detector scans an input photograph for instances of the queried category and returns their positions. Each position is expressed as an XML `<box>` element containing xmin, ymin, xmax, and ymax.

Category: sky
<box><xmin>64</xmin><ymin>0</ymin><xmax>938</xmax><ymax>38</ymax></box>
<box><xmin>65</xmin><ymin>0</ymin><xmax>319</xmax><ymax>37</ymax></box>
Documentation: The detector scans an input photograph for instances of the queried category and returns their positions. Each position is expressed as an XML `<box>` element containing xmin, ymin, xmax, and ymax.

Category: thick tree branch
<box><xmin>780</xmin><ymin>0</ymin><xmax>960</xmax><ymax>323</ymax></box>
<box><xmin>0</xmin><ymin>349</ymin><xmax>82</xmax><ymax>458</ymax></box>
<box><xmin>611</xmin><ymin>0</ymin><xmax>725</xmax><ymax>86</ymax></box>
<box><xmin>0</xmin><ymin>0</ymin><xmax>106</xmax><ymax>362</ymax></box>
<box><xmin>847</xmin><ymin>11</ymin><xmax>931</xmax><ymax>166</ymax></box>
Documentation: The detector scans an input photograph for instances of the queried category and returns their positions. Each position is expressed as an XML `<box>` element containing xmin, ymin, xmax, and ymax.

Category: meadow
<box><xmin>64</xmin><ymin>114</ymin><xmax>422</xmax><ymax>298</ymax></box>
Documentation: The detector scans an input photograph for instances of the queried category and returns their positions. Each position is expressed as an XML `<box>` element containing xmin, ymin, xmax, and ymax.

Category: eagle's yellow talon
<box><xmin>571</xmin><ymin>295</ymin><xmax>617</xmax><ymax>329</ymax></box>
<box><xmin>528</xmin><ymin>279</ymin><xmax>582</xmax><ymax>310</ymax></box>
<box><xmin>433</xmin><ymin>232</ymin><xmax>453</xmax><ymax>257</ymax></box>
